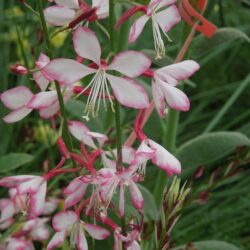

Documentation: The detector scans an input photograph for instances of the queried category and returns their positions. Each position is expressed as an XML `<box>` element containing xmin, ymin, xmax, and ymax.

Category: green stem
<box><xmin>203</xmin><ymin>72</ymin><xmax>250</xmax><ymax>133</ymax></box>
<box><xmin>37</xmin><ymin>0</ymin><xmax>73</xmax><ymax>152</ymax></box>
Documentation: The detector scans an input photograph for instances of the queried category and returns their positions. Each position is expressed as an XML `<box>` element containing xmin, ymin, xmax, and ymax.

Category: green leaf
<box><xmin>176</xmin><ymin>132</ymin><xmax>250</xmax><ymax>173</ymax></box>
<box><xmin>171</xmin><ymin>240</ymin><xmax>240</xmax><ymax>250</ymax></box>
<box><xmin>190</xmin><ymin>27</ymin><xmax>250</xmax><ymax>57</ymax></box>
<box><xmin>0</xmin><ymin>153</ymin><xmax>34</xmax><ymax>173</ymax></box>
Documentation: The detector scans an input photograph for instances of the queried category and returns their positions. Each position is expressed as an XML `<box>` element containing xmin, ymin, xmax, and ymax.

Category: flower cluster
<box><xmin>0</xmin><ymin>0</ymin><xmax>200</xmax><ymax>249</ymax></box>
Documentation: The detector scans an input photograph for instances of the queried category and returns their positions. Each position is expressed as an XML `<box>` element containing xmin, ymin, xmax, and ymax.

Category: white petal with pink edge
<box><xmin>18</xmin><ymin>177</ymin><xmax>44</xmax><ymax>194</ymax></box>
<box><xmin>160</xmin><ymin>82</ymin><xmax>190</xmax><ymax>111</ymax></box>
<box><xmin>0</xmin><ymin>175</ymin><xmax>34</xmax><ymax>188</ymax></box>
<box><xmin>107</xmin><ymin>74</ymin><xmax>149</xmax><ymax>109</ymax></box>
<box><xmin>44</xmin><ymin>58</ymin><xmax>95</xmax><ymax>85</ymax></box>
<box><xmin>129</xmin><ymin>182</ymin><xmax>144</xmax><ymax>209</ymax></box>
<box><xmin>64</xmin><ymin>184</ymin><xmax>87</xmax><ymax>209</ymax></box>
<box><xmin>68</xmin><ymin>121</ymin><xmax>96</xmax><ymax>148</ymax></box>
<box><xmin>0</xmin><ymin>200</ymin><xmax>15</xmax><ymax>222</ymax></box>
<box><xmin>155</xmin><ymin>5</ymin><xmax>181</xmax><ymax>33</ymax></box>
<box><xmin>149</xmin><ymin>0</ymin><xmax>177</xmax><ymax>12</ymax></box>
<box><xmin>36</xmin><ymin>53</ymin><xmax>50</xmax><ymax>69</ymax></box>
<box><xmin>33</xmin><ymin>71</ymin><xmax>50</xmax><ymax>91</ymax></box>
<box><xmin>64</xmin><ymin>177</ymin><xmax>84</xmax><ymax>194</ymax></box>
<box><xmin>73</xmin><ymin>27</ymin><xmax>101</xmax><ymax>65</ymax></box>
<box><xmin>93</xmin><ymin>0</ymin><xmax>109</xmax><ymax>19</ymax></box>
<box><xmin>47</xmin><ymin>230</ymin><xmax>67</xmax><ymax>250</ymax></box>
<box><xmin>148</xmin><ymin>139</ymin><xmax>181</xmax><ymax>175</ymax></box>
<box><xmin>152</xmin><ymin>80</ymin><xmax>165</xmax><ymax>117</ymax></box>
<box><xmin>3</xmin><ymin>107</ymin><xmax>32</xmax><ymax>123</ymax></box>
<box><xmin>129</xmin><ymin>15</ymin><xmax>149</xmax><ymax>43</ymax></box>
<box><xmin>77</xmin><ymin>227</ymin><xmax>88</xmax><ymax>250</ymax></box>
<box><xmin>84</xmin><ymin>223</ymin><xmax>110</xmax><ymax>240</ymax></box>
<box><xmin>0</xmin><ymin>86</ymin><xmax>33</xmax><ymax>109</ymax></box>
<box><xmin>39</xmin><ymin>102</ymin><xmax>60</xmax><ymax>119</ymax></box>
<box><xmin>52</xmin><ymin>211</ymin><xmax>77</xmax><ymax>231</ymax></box>
<box><xmin>108</xmin><ymin>51</ymin><xmax>151</xmax><ymax>77</ymax></box>
<box><xmin>30</xmin><ymin>226</ymin><xmax>50</xmax><ymax>241</ymax></box>
<box><xmin>55</xmin><ymin>0</ymin><xmax>79</xmax><ymax>9</ymax></box>
<box><xmin>156</xmin><ymin>60</ymin><xmax>200</xmax><ymax>84</ymax></box>
<box><xmin>27</xmin><ymin>91</ymin><xmax>58</xmax><ymax>109</ymax></box>
<box><xmin>44</xmin><ymin>6</ymin><xmax>76</xmax><ymax>26</ymax></box>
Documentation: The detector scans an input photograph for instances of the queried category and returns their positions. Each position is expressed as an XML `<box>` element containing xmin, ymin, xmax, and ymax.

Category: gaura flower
<box><xmin>47</xmin><ymin>211</ymin><xmax>110</xmax><ymax>250</ymax></box>
<box><xmin>0</xmin><ymin>176</ymin><xmax>47</xmax><ymax>218</ymax></box>
<box><xmin>44</xmin><ymin>0</ymin><xmax>108</xmax><ymax>27</ymax></box>
<box><xmin>0</xmin><ymin>86</ymin><xmax>33</xmax><ymax>123</ymax></box>
<box><xmin>43</xmin><ymin>27</ymin><xmax>151</xmax><ymax>119</ymax></box>
<box><xmin>116</xmin><ymin>0</ymin><xmax>181</xmax><ymax>58</ymax></box>
<box><xmin>144</xmin><ymin>60</ymin><xmax>200</xmax><ymax>116</ymax></box>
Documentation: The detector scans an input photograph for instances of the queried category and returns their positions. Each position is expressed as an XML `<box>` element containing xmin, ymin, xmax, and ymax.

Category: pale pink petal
<box><xmin>0</xmin><ymin>218</ymin><xmax>14</xmax><ymax>230</ymax></box>
<box><xmin>39</xmin><ymin>101</ymin><xmax>60</xmax><ymax>119</ymax></box>
<box><xmin>43</xmin><ymin>59</ymin><xmax>95</xmax><ymax>85</ymax></box>
<box><xmin>22</xmin><ymin>219</ymin><xmax>38</xmax><ymax>232</ymax></box>
<box><xmin>0</xmin><ymin>86</ymin><xmax>33</xmax><ymax>109</ymax></box>
<box><xmin>43</xmin><ymin>200</ymin><xmax>59</xmax><ymax>215</ymax></box>
<box><xmin>108</xmin><ymin>51</ymin><xmax>151</xmax><ymax>77</ymax></box>
<box><xmin>36</xmin><ymin>53</ymin><xmax>50</xmax><ymax>69</ymax></box>
<box><xmin>52</xmin><ymin>211</ymin><xmax>77</xmax><ymax>231</ymax></box>
<box><xmin>64</xmin><ymin>177</ymin><xmax>84</xmax><ymax>194</ymax></box>
<box><xmin>129</xmin><ymin>182</ymin><xmax>144</xmax><ymax>210</ymax></box>
<box><xmin>0</xmin><ymin>200</ymin><xmax>15</xmax><ymax>222</ymax></box>
<box><xmin>92</xmin><ymin>0</ymin><xmax>109</xmax><ymax>19</ymax></box>
<box><xmin>107</xmin><ymin>74</ymin><xmax>149</xmax><ymax>109</ymax></box>
<box><xmin>27</xmin><ymin>91</ymin><xmax>58</xmax><ymax>109</ymax></box>
<box><xmin>86</xmin><ymin>131</ymin><xmax>108</xmax><ymax>146</ymax></box>
<box><xmin>47</xmin><ymin>230</ymin><xmax>67</xmax><ymax>250</ymax></box>
<box><xmin>18</xmin><ymin>177</ymin><xmax>44</xmax><ymax>194</ymax></box>
<box><xmin>129</xmin><ymin>15</ymin><xmax>149</xmax><ymax>43</ymax></box>
<box><xmin>68</xmin><ymin>121</ymin><xmax>96</xmax><ymax>148</ymax></box>
<box><xmin>132</xmin><ymin>140</ymin><xmax>155</xmax><ymax>165</ymax></box>
<box><xmin>119</xmin><ymin>184</ymin><xmax>125</xmax><ymax>217</ymax></box>
<box><xmin>84</xmin><ymin>223</ymin><xmax>110</xmax><ymax>240</ymax></box>
<box><xmin>152</xmin><ymin>80</ymin><xmax>165</xmax><ymax>117</ymax></box>
<box><xmin>77</xmin><ymin>228</ymin><xmax>88</xmax><ymax>250</ymax></box>
<box><xmin>30</xmin><ymin>226</ymin><xmax>50</xmax><ymax>241</ymax></box>
<box><xmin>0</xmin><ymin>175</ymin><xmax>35</xmax><ymax>188</ymax></box>
<box><xmin>127</xmin><ymin>241</ymin><xmax>141</xmax><ymax>250</ymax></box>
<box><xmin>44</xmin><ymin>6</ymin><xmax>76</xmax><ymax>26</ymax></box>
<box><xmin>55</xmin><ymin>0</ymin><xmax>79</xmax><ymax>9</ymax></box>
<box><xmin>64</xmin><ymin>184</ymin><xmax>87</xmax><ymax>209</ymax></box>
<box><xmin>156</xmin><ymin>60</ymin><xmax>200</xmax><ymax>85</ymax></box>
<box><xmin>29</xmin><ymin>182</ymin><xmax>47</xmax><ymax>218</ymax></box>
<box><xmin>7</xmin><ymin>238</ymin><xmax>33</xmax><ymax>250</ymax></box>
<box><xmin>148</xmin><ymin>139</ymin><xmax>181</xmax><ymax>175</ymax></box>
<box><xmin>149</xmin><ymin>0</ymin><xmax>177</xmax><ymax>13</ymax></box>
<box><xmin>33</xmin><ymin>71</ymin><xmax>50</xmax><ymax>91</ymax></box>
<box><xmin>3</xmin><ymin>107</ymin><xmax>32</xmax><ymax>123</ymax></box>
<box><xmin>160</xmin><ymin>81</ymin><xmax>190</xmax><ymax>111</ymax></box>
<box><xmin>73</xmin><ymin>27</ymin><xmax>101</xmax><ymax>65</ymax></box>
<box><xmin>155</xmin><ymin>5</ymin><xmax>181</xmax><ymax>33</ymax></box>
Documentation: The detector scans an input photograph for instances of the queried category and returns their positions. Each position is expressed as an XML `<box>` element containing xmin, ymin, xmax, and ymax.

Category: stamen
<box><xmin>152</xmin><ymin>15</ymin><xmax>165</xmax><ymax>59</ymax></box>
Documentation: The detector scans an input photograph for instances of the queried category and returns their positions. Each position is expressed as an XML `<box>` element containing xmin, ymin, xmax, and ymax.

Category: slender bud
<box><xmin>57</xmin><ymin>137</ymin><xmax>70</xmax><ymax>159</ymax></box>
<box><xmin>10</xmin><ymin>64</ymin><xmax>29</xmax><ymax>75</ymax></box>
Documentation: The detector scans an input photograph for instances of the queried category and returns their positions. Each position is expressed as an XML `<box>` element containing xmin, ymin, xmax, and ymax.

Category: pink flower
<box><xmin>10</xmin><ymin>64</ymin><xmax>29</xmax><ymax>75</ymax></box>
<box><xmin>47</xmin><ymin>211</ymin><xmax>110</xmax><ymax>250</ymax></box>
<box><xmin>0</xmin><ymin>86</ymin><xmax>33</xmax><ymax>123</ymax></box>
<box><xmin>44</xmin><ymin>0</ymin><xmax>108</xmax><ymax>27</ymax></box>
<box><xmin>117</xmin><ymin>0</ymin><xmax>181</xmax><ymax>58</ymax></box>
<box><xmin>0</xmin><ymin>199</ymin><xmax>15</xmax><ymax>225</ymax></box>
<box><xmin>1</xmin><ymin>237</ymin><xmax>34</xmax><ymax>250</ymax></box>
<box><xmin>149</xmin><ymin>60</ymin><xmax>200</xmax><ymax>116</ymax></box>
<box><xmin>43</xmin><ymin>27</ymin><xmax>151</xmax><ymax>119</ymax></box>
<box><xmin>0</xmin><ymin>176</ymin><xmax>47</xmax><ymax>218</ymax></box>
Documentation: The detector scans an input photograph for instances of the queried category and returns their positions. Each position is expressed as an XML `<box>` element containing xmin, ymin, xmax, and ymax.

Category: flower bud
<box><xmin>57</xmin><ymin>137</ymin><xmax>70</xmax><ymax>159</ymax></box>
<box><xmin>10</xmin><ymin>64</ymin><xmax>29</xmax><ymax>75</ymax></box>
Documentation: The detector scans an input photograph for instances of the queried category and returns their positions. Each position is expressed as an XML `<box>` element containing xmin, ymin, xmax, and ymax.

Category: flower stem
<box><xmin>37</xmin><ymin>0</ymin><xmax>73</xmax><ymax>153</ymax></box>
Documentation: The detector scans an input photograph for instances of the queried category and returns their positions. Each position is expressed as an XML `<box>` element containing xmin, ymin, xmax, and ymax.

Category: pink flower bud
<box><xmin>57</xmin><ymin>137</ymin><xmax>70</xmax><ymax>159</ymax></box>
<box><xmin>10</xmin><ymin>64</ymin><xmax>29</xmax><ymax>75</ymax></box>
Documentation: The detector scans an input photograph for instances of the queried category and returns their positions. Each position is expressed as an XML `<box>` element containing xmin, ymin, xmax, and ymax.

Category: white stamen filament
<box><xmin>77</xmin><ymin>69</ymin><xmax>114</xmax><ymax>120</ymax></box>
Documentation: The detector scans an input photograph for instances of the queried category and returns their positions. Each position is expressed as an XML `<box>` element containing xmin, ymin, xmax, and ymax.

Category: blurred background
<box><xmin>0</xmin><ymin>0</ymin><xmax>250</xmax><ymax>249</ymax></box>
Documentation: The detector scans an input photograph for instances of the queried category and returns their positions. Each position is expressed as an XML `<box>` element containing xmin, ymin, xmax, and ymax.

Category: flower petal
<box><xmin>44</xmin><ymin>6</ymin><xmax>76</xmax><ymax>26</ymax></box>
<box><xmin>47</xmin><ymin>230</ymin><xmax>67</xmax><ymax>250</ymax></box>
<box><xmin>119</xmin><ymin>184</ymin><xmax>125</xmax><ymax>217</ymax></box>
<box><xmin>155</xmin><ymin>5</ymin><xmax>181</xmax><ymax>33</ymax></box>
<box><xmin>0</xmin><ymin>86</ymin><xmax>33</xmax><ymax>109</ymax></box>
<box><xmin>33</xmin><ymin>71</ymin><xmax>50</xmax><ymax>91</ymax></box>
<box><xmin>148</xmin><ymin>139</ymin><xmax>181</xmax><ymax>175</ymax></box>
<box><xmin>129</xmin><ymin>15</ymin><xmax>149</xmax><ymax>43</ymax></box>
<box><xmin>3</xmin><ymin>107</ymin><xmax>32</xmax><ymax>123</ymax></box>
<box><xmin>77</xmin><ymin>228</ymin><xmax>88</xmax><ymax>250</ymax></box>
<box><xmin>108</xmin><ymin>51</ymin><xmax>151</xmax><ymax>77</ymax></box>
<box><xmin>55</xmin><ymin>0</ymin><xmax>79</xmax><ymax>9</ymax></box>
<box><xmin>68</xmin><ymin>120</ymin><xmax>96</xmax><ymax>148</ymax></box>
<box><xmin>149</xmin><ymin>0</ymin><xmax>177</xmax><ymax>12</ymax></box>
<box><xmin>36</xmin><ymin>53</ymin><xmax>50</xmax><ymax>69</ymax></box>
<box><xmin>30</xmin><ymin>226</ymin><xmax>50</xmax><ymax>241</ymax></box>
<box><xmin>0</xmin><ymin>175</ymin><xmax>35</xmax><ymax>188</ymax></box>
<box><xmin>160</xmin><ymin>81</ymin><xmax>190</xmax><ymax>111</ymax></box>
<box><xmin>107</xmin><ymin>75</ymin><xmax>149</xmax><ymax>109</ymax></box>
<box><xmin>43</xmin><ymin>58</ymin><xmax>95</xmax><ymax>85</ymax></box>
<box><xmin>27</xmin><ymin>91</ymin><xmax>58</xmax><ymax>109</ymax></box>
<box><xmin>29</xmin><ymin>181</ymin><xmax>47</xmax><ymax>218</ymax></box>
<box><xmin>64</xmin><ymin>184</ymin><xmax>87</xmax><ymax>209</ymax></box>
<box><xmin>39</xmin><ymin>102</ymin><xmax>60</xmax><ymax>119</ymax></box>
<box><xmin>18</xmin><ymin>177</ymin><xmax>44</xmax><ymax>194</ymax></box>
<box><xmin>156</xmin><ymin>60</ymin><xmax>200</xmax><ymax>86</ymax></box>
<box><xmin>73</xmin><ymin>27</ymin><xmax>101</xmax><ymax>64</ymax></box>
<box><xmin>84</xmin><ymin>223</ymin><xmax>110</xmax><ymax>240</ymax></box>
<box><xmin>52</xmin><ymin>211</ymin><xmax>77</xmax><ymax>231</ymax></box>
<box><xmin>129</xmin><ymin>182</ymin><xmax>144</xmax><ymax>210</ymax></box>
<box><xmin>0</xmin><ymin>200</ymin><xmax>15</xmax><ymax>222</ymax></box>
<box><xmin>152</xmin><ymin>80</ymin><xmax>165</xmax><ymax>117</ymax></box>
<box><xmin>92</xmin><ymin>0</ymin><xmax>109</xmax><ymax>19</ymax></box>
